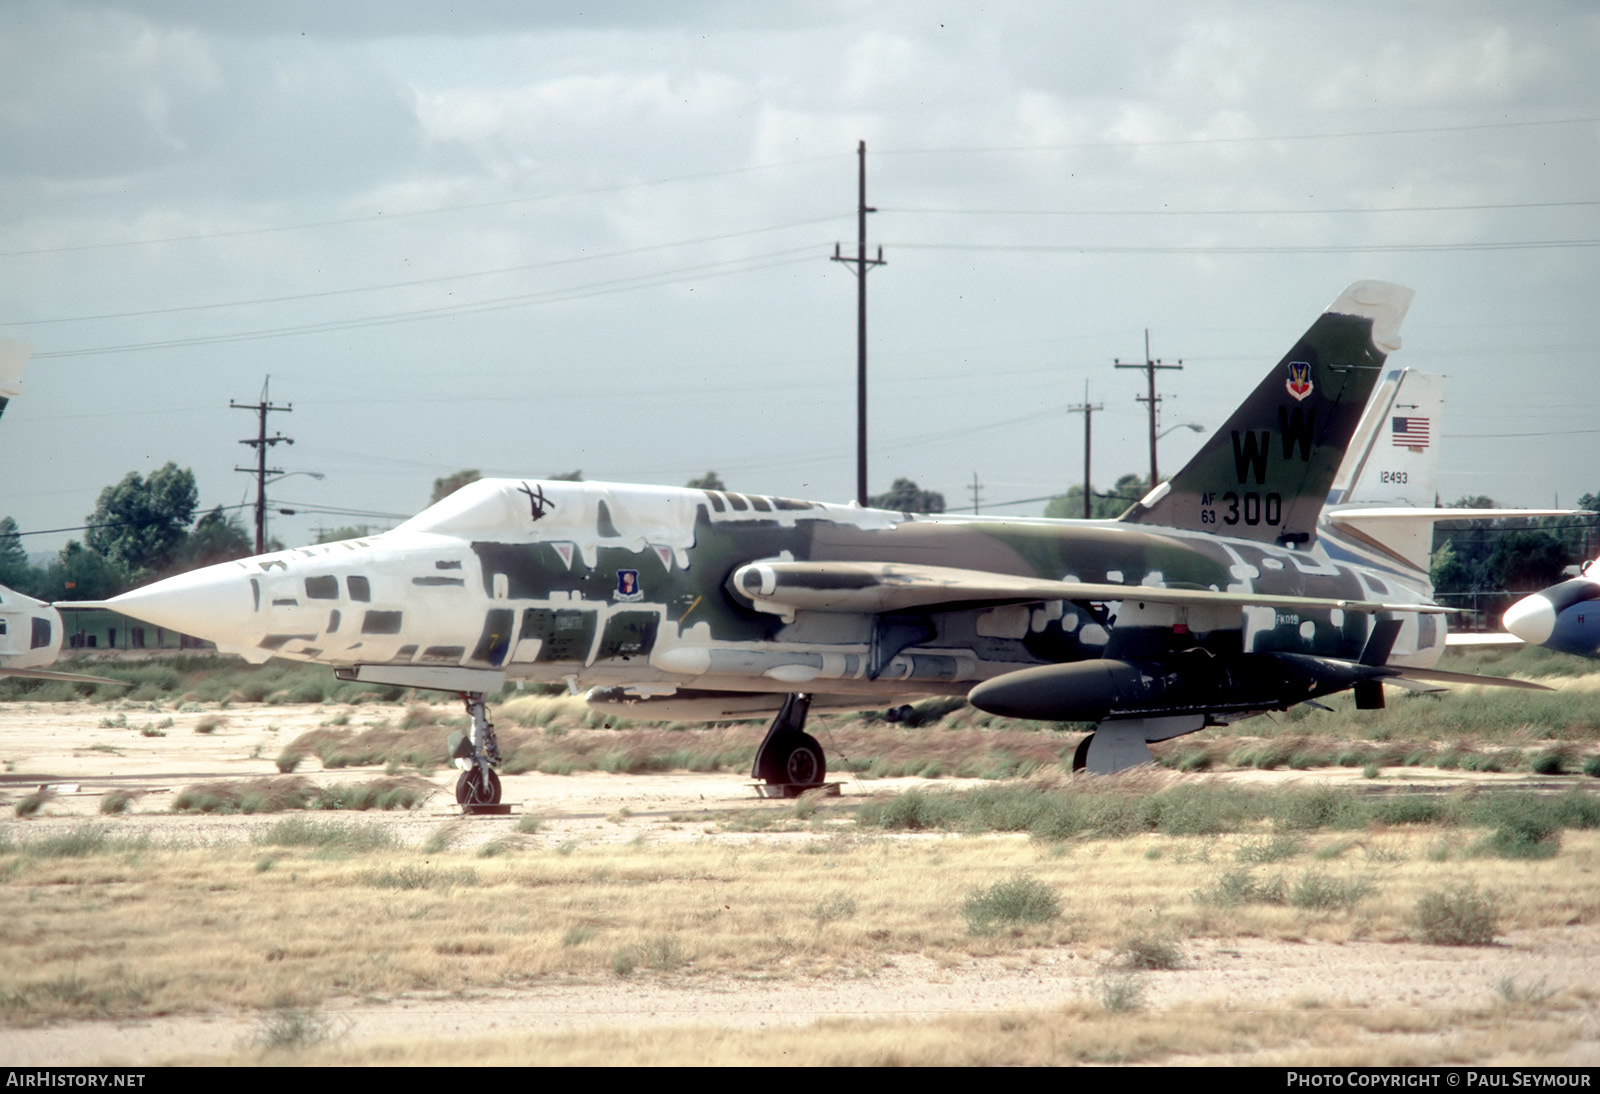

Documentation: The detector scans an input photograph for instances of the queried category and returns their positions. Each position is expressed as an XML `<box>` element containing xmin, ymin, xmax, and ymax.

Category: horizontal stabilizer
<box><xmin>1378</xmin><ymin>664</ymin><xmax>1548</xmax><ymax>691</ymax></box>
<box><xmin>732</xmin><ymin>560</ymin><xmax>1445</xmax><ymax>617</ymax></box>
<box><xmin>1327</xmin><ymin>508</ymin><xmax>1583</xmax><ymax>573</ymax></box>
<box><xmin>1444</xmin><ymin>632</ymin><xmax>1524</xmax><ymax>648</ymax></box>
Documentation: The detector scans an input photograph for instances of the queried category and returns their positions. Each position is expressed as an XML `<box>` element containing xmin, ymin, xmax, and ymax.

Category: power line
<box><xmin>12</xmin><ymin>216</ymin><xmax>842</xmax><ymax>328</ymax></box>
<box><xmin>34</xmin><ymin>249</ymin><xmax>818</xmax><ymax>359</ymax></box>
<box><xmin>884</xmin><ymin>198</ymin><xmax>1600</xmax><ymax>217</ymax></box>
<box><xmin>879</xmin><ymin>115</ymin><xmax>1600</xmax><ymax>156</ymax></box>
<box><xmin>893</xmin><ymin>238</ymin><xmax>1600</xmax><ymax>255</ymax></box>
<box><xmin>0</xmin><ymin>154</ymin><xmax>851</xmax><ymax>259</ymax></box>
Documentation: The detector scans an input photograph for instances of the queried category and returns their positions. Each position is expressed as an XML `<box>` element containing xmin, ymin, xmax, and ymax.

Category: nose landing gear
<box><xmin>452</xmin><ymin>691</ymin><xmax>504</xmax><ymax>810</ymax></box>
<box><xmin>751</xmin><ymin>693</ymin><xmax>829</xmax><ymax>798</ymax></box>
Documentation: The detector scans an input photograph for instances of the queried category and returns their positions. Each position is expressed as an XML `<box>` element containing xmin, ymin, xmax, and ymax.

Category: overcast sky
<box><xmin>2</xmin><ymin>0</ymin><xmax>1596</xmax><ymax>555</ymax></box>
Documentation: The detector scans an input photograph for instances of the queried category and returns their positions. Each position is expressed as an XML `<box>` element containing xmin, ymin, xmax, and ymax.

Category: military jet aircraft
<box><xmin>84</xmin><ymin>281</ymin><xmax>1545</xmax><ymax>801</ymax></box>
<box><xmin>1500</xmin><ymin>565</ymin><xmax>1600</xmax><ymax>656</ymax></box>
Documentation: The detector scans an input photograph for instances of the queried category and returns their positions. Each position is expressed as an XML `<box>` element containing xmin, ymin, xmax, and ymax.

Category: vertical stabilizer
<box><xmin>1328</xmin><ymin>368</ymin><xmax>1442</xmax><ymax>509</ymax></box>
<box><xmin>0</xmin><ymin>341</ymin><xmax>32</xmax><ymax>424</ymax></box>
<box><xmin>1121</xmin><ymin>281</ymin><xmax>1413</xmax><ymax>545</ymax></box>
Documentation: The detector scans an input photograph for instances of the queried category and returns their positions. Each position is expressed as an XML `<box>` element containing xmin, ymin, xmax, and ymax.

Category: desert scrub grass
<box><xmin>1194</xmin><ymin>868</ymin><xmax>1287</xmax><ymax>907</ymax></box>
<box><xmin>13</xmin><ymin>789</ymin><xmax>52</xmax><ymax>818</ymax></box>
<box><xmin>1111</xmin><ymin>933</ymin><xmax>1183</xmax><ymax>970</ymax></box>
<box><xmin>0</xmin><ymin>827</ymin><xmax>1591</xmax><ymax>1030</ymax></box>
<box><xmin>98</xmin><ymin>789</ymin><xmax>136</xmax><ymax>815</ymax></box>
<box><xmin>1234</xmin><ymin>834</ymin><xmax>1304</xmax><ymax>864</ymax></box>
<box><xmin>253</xmin><ymin>817</ymin><xmax>398</xmax><ymax>853</ymax></box>
<box><xmin>362</xmin><ymin>864</ymin><xmax>479</xmax><ymax>890</ymax></box>
<box><xmin>1413</xmin><ymin>884</ymin><xmax>1501</xmax><ymax>946</ymax></box>
<box><xmin>810</xmin><ymin>891</ymin><xmax>859</xmax><ymax>930</ymax></box>
<box><xmin>174</xmin><ymin>776</ymin><xmax>432</xmax><ymax>814</ymax></box>
<box><xmin>247</xmin><ymin>1005</ymin><xmax>345</xmax><ymax>1054</ymax></box>
<box><xmin>961</xmin><ymin>874</ymin><xmax>1061</xmax><ymax>934</ymax></box>
<box><xmin>1095</xmin><ymin>970</ymin><xmax>1148</xmax><ymax>1012</ymax></box>
<box><xmin>19</xmin><ymin>824</ymin><xmax>149</xmax><ymax>859</ymax></box>
<box><xmin>1288</xmin><ymin>870</ymin><xmax>1376</xmax><ymax>911</ymax></box>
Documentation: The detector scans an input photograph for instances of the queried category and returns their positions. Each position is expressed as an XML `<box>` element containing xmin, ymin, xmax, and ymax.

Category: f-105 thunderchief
<box><xmin>90</xmin><ymin>282</ymin><xmax>1544</xmax><ymax>803</ymax></box>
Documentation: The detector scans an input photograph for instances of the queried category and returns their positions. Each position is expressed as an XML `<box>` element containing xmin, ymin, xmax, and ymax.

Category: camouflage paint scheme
<box><xmin>103</xmin><ymin>284</ymin><xmax>1438</xmax><ymax>704</ymax></box>
<box><xmin>96</xmin><ymin>282</ymin><xmax>1549</xmax><ymax>784</ymax></box>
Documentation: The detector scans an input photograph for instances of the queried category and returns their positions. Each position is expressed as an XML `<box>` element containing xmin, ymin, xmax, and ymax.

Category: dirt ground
<box><xmin>0</xmin><ymin>700</ymin><xmax>1597</xmax><ymax>1066</ymax></box>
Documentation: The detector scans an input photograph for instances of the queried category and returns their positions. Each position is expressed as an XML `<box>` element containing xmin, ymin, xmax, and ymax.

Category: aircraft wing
<box><xmin>732</xmin><ymin>561</ymin><xmax>1445</xmax><ymax>616</ymax></box>
<box><xmin>0</xmin><ymin>666</ymin><xmax>125</xmax><ymax>685</ymax></box>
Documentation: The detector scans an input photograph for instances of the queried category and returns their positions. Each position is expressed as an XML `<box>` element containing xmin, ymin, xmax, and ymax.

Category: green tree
<box><xmin>685</xmin><ymin>471</ymin><xmax>726</xmax><ymax>491</ymax></box>
<box><xmin>868</xmin><ymin>478</ymin><xmax>945</xmax><ymax>514</ymax></box>
<box><xmin>315</xmin><ymin>524</ymin><xmax>373</xmax><ymax>544</ymax></box>
<box><xmin>547</xmin><ymin>470</ymin><xmax>583</xmax><ymax>481</ymax></box>
<box><xmin>0</xmin><ymin>516</ymin><xmax>46</xmax><ymax>597</ymax></box>
<box><xmin>1044</xmin><ymin>473</ymin><xmax>1147</xmax><ymax>519</ymax></box>
<box><xmin>48</xmin><ymin>540</ymin><xmax>131</xmax><ymax>601</ymax></box>
<box><xmin>83</xmin><ymin>463</ymin><xmax>197</xmax><ymax>576</ymax></box>
<box><xmin>173</xmin><ymin>506</ymin><xmax>253</xmax><ymax>570</ymax></box>
<box><xmin>0</xmin><ymin>516</ymin><xmax>28</xmax><ymax>579</ymax></box>
<box><xmin>430</xmin><ymin>469</ymin><xmax>480</xmax><ymax>505</ymax></box>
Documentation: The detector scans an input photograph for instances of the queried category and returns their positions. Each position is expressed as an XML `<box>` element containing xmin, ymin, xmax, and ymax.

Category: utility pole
<box><xmin>1067</xmin><ymin>384</ymin><xmax>1103</xmax><ymax>519</ymax></box>
<box><xmin>969</xmin><ymin>472</ymin><xmax>982</xmax><ymax>514</ymax></box>
<box><xmin>1115</xmin><ymin>329</ymin><xmax>1182</xmax><ymax>487</ymax></box>
<box><xmin>831</xmin><ymin>139</ymin><xmax>885</xmax><ymax>507</ymax></box>
<box><xmin>232</xmin><ymin>377</ymin><xmax>293</xmax><ymax>554</ymax></box>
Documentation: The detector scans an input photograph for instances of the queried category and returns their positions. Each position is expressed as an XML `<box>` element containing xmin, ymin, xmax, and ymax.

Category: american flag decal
<box><xmin>1392</xmin><ymin>416</ymin><xmax>1430</xmax><ymax>448</ymax></box>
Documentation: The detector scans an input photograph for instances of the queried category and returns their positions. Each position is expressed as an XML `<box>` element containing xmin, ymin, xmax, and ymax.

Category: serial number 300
<box><xmin>1200</xmin><ymin>491</ymin><xmax>1282</xmax><ymax>526</ymax></box>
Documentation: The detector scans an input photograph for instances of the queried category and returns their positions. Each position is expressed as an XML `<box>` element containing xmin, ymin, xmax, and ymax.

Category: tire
<box><xmin>779</xmin><ymin>732</ymin><xmax>826</xmax><ymax>796</ymax></box>
<box><xmin>455</xmin><ymin>766</ymin><xmax>502</xmax><ymax>806</ymax></box>
<box><xmin>1072</xmin><ymin>733</ymin><xmax>1094</xmax><ymax>774</ymax></box>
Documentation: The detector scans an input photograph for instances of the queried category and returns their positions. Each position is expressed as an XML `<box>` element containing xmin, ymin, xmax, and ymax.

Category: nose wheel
<box><xmin>453</xmin><ymin>690</ymin><xmax>504</xmax><ymax>808</ymax></box>
<box><xmin>752</xmin><ymin>694</ymin><xmax>828</xmax><ymax>797</ymax></box>
<box><xmin>455</xmin><ymin>765</ymin><xmax>502</xmax><ymax>806</ymax></box>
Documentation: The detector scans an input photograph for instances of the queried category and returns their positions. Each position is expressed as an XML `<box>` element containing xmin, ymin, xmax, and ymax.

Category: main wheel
<box><xmin>455</xmin><ymin>766</ymin><xmax>502</xmax><ymax>806</ymax></box>
<box><xmin>778</xmin><ymin>732</ymin><xmax>826</xmax><ymax>797</ymax></box>
<box><xmin>1072</xmin><ymin>733</ymin><xmax>1094</xmax><ymax>774</ymax></box>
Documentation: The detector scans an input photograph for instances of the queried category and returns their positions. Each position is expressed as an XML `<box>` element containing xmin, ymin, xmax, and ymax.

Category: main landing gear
<box><xmin>751</xmin><ymin>693</ymin><xmax>827</xmax><ymax>798</ymax></box>
<box><xmin>452</xmin><ymin>691</ymin><xmax>504</xmax><ymax>808</ymax></box>
<box><xmin>1070</xmin><ymin>715</ymin><xmax>1207</xmax><ymax>775</ymax></box>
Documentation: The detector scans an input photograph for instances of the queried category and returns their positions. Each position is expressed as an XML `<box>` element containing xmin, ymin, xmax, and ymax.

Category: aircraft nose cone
<box><xmin>107</xmin><ymin>562</ymin><xmax>255</xmax><ymax>640</ymax></box>
<box><xmin>1503</xmin><ymin>594</ymin><xmax>1556</xmax><ymax>645</ymax></box>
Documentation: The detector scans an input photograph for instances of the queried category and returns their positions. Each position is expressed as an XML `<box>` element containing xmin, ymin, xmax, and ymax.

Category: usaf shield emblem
<box><xmin>615</xmin><ymin>569</ymin><xmax>643</xmax><ymax>602</ymax></box>
<box><xmin>1285</xmin><ymin>361</ymin><xmax>1313</xmax><ymax>402</ymax></box>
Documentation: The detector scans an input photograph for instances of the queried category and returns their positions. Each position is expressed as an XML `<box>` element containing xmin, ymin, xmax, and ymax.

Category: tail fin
<box><xmin>1120</xmin><ymin>281</ymin><xmax>1414</xmax><ymax>546</ymax></box>
<box><xmin>1317</xmin><ymin>368</ymin><xmax>1444</xmax><ymax>571</ymax></box>
<box><xmin>1328</xmin><ymin>367</ymin><xmax>1442</xmax><ymax>509</ymax></box>
<box><xmin>0</xmin><ymin>341</ymin><xmax>33</xmax><ymax>425</ymax></box>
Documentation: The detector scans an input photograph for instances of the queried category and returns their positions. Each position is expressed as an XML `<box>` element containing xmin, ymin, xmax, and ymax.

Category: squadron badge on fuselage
<box><xmin>615</xmin><ymin>569</ymin><xmax>643</xmax><ymax>602</ymax></box>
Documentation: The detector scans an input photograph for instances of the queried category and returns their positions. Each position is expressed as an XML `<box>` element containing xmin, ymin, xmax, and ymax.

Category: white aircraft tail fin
<box><xmin>1322</xmin><ymin>368</ymin><xmax>1444</xmax><ymax>572</ymax></box>
<box><xmin>1329</xmin><ymin>367</ymin><xmax>1442</xmax><ymax>509</ymax></box>
<box><xmin>0</xmin><ymin>341</ymin><xmax>33</xmax><ymax>423</ymax></box>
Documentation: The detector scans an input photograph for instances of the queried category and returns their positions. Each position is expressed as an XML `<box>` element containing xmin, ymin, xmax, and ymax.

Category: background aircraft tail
<box><xmin>1120</xmin><ymin>280</ymin><xmax>1414</xmax><ymax>546</ymax></box>
<box><xmin>0</xmin><ymin>341</ymin><xmax>32</xmax><ymax>424</ymax></box>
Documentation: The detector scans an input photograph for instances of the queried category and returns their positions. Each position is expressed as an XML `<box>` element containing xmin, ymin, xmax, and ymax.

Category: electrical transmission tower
<box><xmin>1115</xmin><ymin>329</ymin><xmax>1183</xmax><ymax>487</ymax></box>
<box><xmin>232</xmin><ymin>378</ymin><xmax>293</xmax><ymax>553</ymax></box>
<box><xmin>1067</xmin><ymin>384</ymin><xmax>1104</xmax><ymax>519</ymax></box>
<box><xmin>830</xmin><ymin>139</ymin><xmax>885</xmax><ymax>507</ymax></box>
